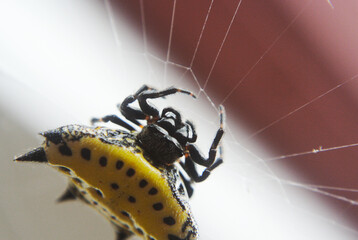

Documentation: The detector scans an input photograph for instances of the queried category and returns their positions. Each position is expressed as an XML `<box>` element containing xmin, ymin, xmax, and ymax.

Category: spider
<box><xmin>91</xmin><ymin>85</ymin><xmax>225</xmax><ymax>197</ymax></box>
<box><xmin>15</xmin><ymin>85</ymin><xmax>225</xmax><ymax>240</ymax></box>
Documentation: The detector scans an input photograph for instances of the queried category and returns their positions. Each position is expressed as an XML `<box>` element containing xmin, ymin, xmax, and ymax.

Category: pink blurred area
<box><xmin>111</xmin><ymin>0</ymin><xmax>358</xmax><ymax>230</ymax></box>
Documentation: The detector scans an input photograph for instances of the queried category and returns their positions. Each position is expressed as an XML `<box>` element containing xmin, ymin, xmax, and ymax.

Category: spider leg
<box><xmin>91</xmin><ymin>86</ymin><xmax>156</xmax><ymax>129</ymax></box>
<box><xmin>114</xmin><ymin>85</ymin><xmax>156</xmax><ymax>127</ymax></box>
<box><xmin>119</xmin><ymin>86</ymin><xmax>195</xmax><ymax>127</ymax></box>
<box><xmin>186</xmin><ymin>115</ymin><xmax>224</xmax><ymax>166</ymax></box>
<box><xmin>91</xmin><ymin>115</ymin><xmax>136</xmax><ymax>131</ymax></box>
<box><xmin>133</xmin><ymin>84</ymin><xmax>155</xmax><ymax>97</ymax></box>
<box><xmin>182</xmin><ymin>105</ymin><xmax>225</xmax><ymax>182</ymax></box>
<box><xmin>177</xmin><ymin>121</ymin><xmax>197</xmax><ymax>142</ymax></box>
<box><xmin>179</xmin><ymin>171</ymin><xmax>194</xmax><ymax>198</ymax></box>
<box><xmin>173</xmin><ymin>121</ymin><xmax>197</xmax><ymax>145</ymax></box>
<box><xmin>137</xmin><ymin>87</ymin><xmax>196</xmax><ymax>117</ymax></box>
<box><xmin>181</xmin><ymin>153</ymin><xmax>223</xmax><ymax>182</ymax></box>
<box><xmin>185</xmin><ymin>121</ymin><xmax>197</xmax><ymax>143</ymax></box>
<box><xmin>157</xmin><ymin>107</ymin><xmax>183</xmax><ymax>136</ymax></box>
<box><xmin>161</xmin><ymin>107</ymin><xmax>182</xmax><ymax>127</ymax></box>
<box><xmin>119</xmin><ymin>95</ymin><xmax>147</xmax><ymax>127</ymax></box>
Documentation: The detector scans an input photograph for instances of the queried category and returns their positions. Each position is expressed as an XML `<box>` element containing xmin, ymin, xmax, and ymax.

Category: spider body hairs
<box><xmin>15</xmin><ymin>85</ymin><xmax>225</xmax><ymax>240</ymax></box>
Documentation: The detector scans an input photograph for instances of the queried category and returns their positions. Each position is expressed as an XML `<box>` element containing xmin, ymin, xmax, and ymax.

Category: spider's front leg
<box><xmin>91</xmin><ymin>85</ymin><xmax>155</xmax><ymax>129</ymax></box>
<box><xmin>119</xmin><ymin>94</ymin><xmax>148</xmax><ymax>127</ymax></box>
<box><xmin>120</xmin><ymin>86</ymin><xmax>195</xmax><ymax>126</ymax></box>
<box><xmin>137</xmin><ymin>87</ymin><xmax>196</xmax><ymax>117</ymax></box>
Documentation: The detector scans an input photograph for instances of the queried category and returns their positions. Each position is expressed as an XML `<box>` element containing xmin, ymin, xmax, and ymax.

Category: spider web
<box><xmin>1</xmin><ymin>0</ymin><xmax>358</xmax><ymax>240</ymax></box>
<box><xmin>102</xmin><ymin>0</ymin><xmax>358</xmax><ymax>239</ymax></box>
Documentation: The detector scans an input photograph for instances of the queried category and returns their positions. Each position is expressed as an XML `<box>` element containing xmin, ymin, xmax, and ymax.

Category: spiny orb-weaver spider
<box><xmin>15</xmin><ymin>85</ymin><xmax>225</xmax><ymax>240</ymax></box>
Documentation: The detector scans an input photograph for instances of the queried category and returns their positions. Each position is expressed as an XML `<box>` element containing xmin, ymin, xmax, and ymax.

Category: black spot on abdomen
<box><xmin>136</xmin><ymin>228</ymin><xmax>144</xmax><ymax>235</ymax></box>
<box><xmin>110</xmin><ymin>183</ymin><xmax>119</xmax><ymax>190</ymax></box>
<box><xmin>116</xmin><ymin>160</ymin><xmax>124</xmax><ymax>170</ymax></box>
<box><xmin>59</xmin><ymin>144</ymin><xmax>72</xmax><ymax>156</ymax></box>
<box><xmin>163</xmin><ymin>216</ymin><xmax>176</xmax><ymax>226</ymax></box>
<box><xmin>72</xmin><ymin>178</ymin><xmax>83</xmax><ymax>186</ymax></box>
<box><xmin>126</xmin><ymin>168</ymin><xmax>135</xmax><ymax>177</ymax></box>
<box><xmin>81</xmin><ymin>148</ymin><xmax>91</xmax><ymax>160</ymax></box>
<box><xmin>148</xmin><ymin>187</ymin><xmax>158</xmax><ymax>195</ymax></box>
<box><xmin>139</xmin><ymin>179</ymin><xmax>148</xmax><ymax>188</ymax></box>
<box><xmin>91</xmin><ymin>188</ymin><xmax>103</xmax><ymax>198</ymax></box>
<box><xmin>99</xmin><ymin>156</ymin><xmax>107</xmax><ymax>167</ymax></box>
<box><xmin>121</xmin><ymin>211</ymin><xmax>130</xmax><ymax>217</ymax></box>
<box><xmin>152</xmin><ymin>202</ymin><xmax>163</xmax><ymax>211</ymax></box>
<box><xmin>58</xmin><ymin>166</ymin><xmax>71</xmax><ymax>174</ymax></box>
<box><xmin>128</xmin><ymin>196</ymin><xmax>136</xmax><ymax>203</ymax></box>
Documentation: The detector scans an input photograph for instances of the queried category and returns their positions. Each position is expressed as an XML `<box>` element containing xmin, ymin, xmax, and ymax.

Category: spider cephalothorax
<box><xmin>137</xmin><ymin>107</ymin><xmax>197</xmax><ymax>166</ymax></box>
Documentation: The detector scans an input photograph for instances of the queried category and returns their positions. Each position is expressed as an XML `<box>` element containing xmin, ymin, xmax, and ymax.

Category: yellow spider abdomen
<box><xmin>42</xmin><ymin>125</ymin><xmax>197</xmax><ymax>240</ymax></box>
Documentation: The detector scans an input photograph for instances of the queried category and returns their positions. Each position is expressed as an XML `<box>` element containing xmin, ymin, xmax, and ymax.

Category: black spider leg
<box><xmin>179</xmin><ymin>171</ymin><xmax>194</xmax><ymax>198</ymax></box>
<box><xmin>119</xmin><ymin>93</ymin><xmax>149</xmax><ymax>127</ymax></box>
<box><xmin>161</xmin><ymin>107</ymin><xmax>182</xmax><ymax>126</ymax></box>
<box><xmin>173</xmin><ymin>120</ymin><xmax>197</xmax><ymax>145</ymax></box>
<box><xmin>91</xmin><ymin>115</ymin><xmax>136</xmax><ymax>131</ymax></box>
<box><xmin>118</xmin><ymin>86</ymin><xmax>157</xmax><ymax>127</ymax></box>
<box><xmin>185</xmin><ymin>121</ymin><xmax>197</xmax><ymax>143</ymax></box>
<box><xmin>182</xmin><ymin>105</ymin><xmax>225</xmax><ymax>182</ymax></box>
<box><xmin>180</xmin><ymin>155</ymin><xmax>222</xmax><ymax>183</ymax></box>
<box><xmin>157</xmin><ymin>107</ymin><xmax>183</xmax><ymax>135</ymax></box>
<box><xmin>119</xmin><ymin>86</ymin><xmax>195</xmax><ymax>127</ymax></box>
<box><xmin>91</xmin><ymin>85</ymin><xmax>155</xmax><ymax>130</ymax></box>
<box><xmin>137</xmin><ymin>87</ymin><xmax>196</xmax><ymax>117</ymax></box>
<box><xmin>133</xmin><ymin>84</ymin><xmax>154</xmax><ymax>96</ymax></box>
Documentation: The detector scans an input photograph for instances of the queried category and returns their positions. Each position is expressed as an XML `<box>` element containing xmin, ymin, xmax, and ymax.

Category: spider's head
<box><xmin>136</xmin><ymin>107</ymin><xmax>196</xmax><ymax>166</ymax></box>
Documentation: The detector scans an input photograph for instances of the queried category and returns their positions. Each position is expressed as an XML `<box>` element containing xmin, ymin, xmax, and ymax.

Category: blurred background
<box><xmin>1</xmin><ymin>0</ymin><xmax>358</xmax><ymax>239</ymax></box>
